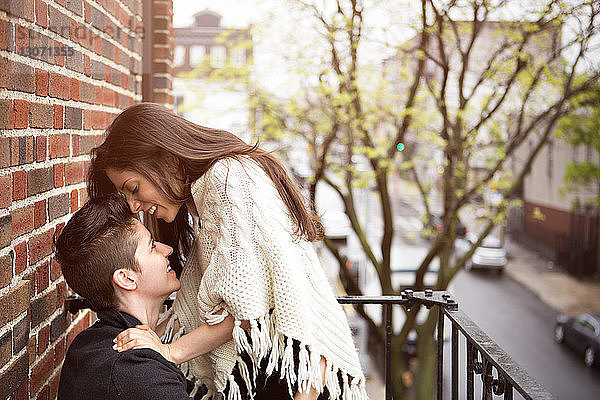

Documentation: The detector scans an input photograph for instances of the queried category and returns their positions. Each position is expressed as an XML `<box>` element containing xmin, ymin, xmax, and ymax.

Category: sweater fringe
<box><xmin>221</xmin><ymin>314</ymin><xmax>368</xmax><ymax>400</ymax></box>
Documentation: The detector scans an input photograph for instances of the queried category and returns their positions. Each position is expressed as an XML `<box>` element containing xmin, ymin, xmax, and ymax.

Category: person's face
<box><xmin>132</xmin><ymin>220</ymin><xmax>180</xmax><ymax>299</ymax></box>
<box><xmin>106</xmin><ymin>168</ymin><xmax>182</xmax><ymax>223</ymax></box>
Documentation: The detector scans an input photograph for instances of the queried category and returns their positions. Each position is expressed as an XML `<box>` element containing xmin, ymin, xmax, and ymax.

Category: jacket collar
<box><xmin>96</xmin><ymin>308</ymin><xmax>143</xmax><ymax>329</ymax></box>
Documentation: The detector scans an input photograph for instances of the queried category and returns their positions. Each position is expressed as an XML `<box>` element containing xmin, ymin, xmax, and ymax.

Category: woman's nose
<box><xmin>126</xmin><ymin>197</ymin><xmax>140</xmax><ymax>213</ymax></box>
<box><xmin>158</xmin><ymin>242</ymin><xmax>173</xmax><ymax>256</ymax></box>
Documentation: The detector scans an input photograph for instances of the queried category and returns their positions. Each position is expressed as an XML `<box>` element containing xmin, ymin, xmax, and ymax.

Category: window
<box><xmin>210</xmin><ymin>45</ymin><xmax>226</xmax><ymax>68</ymax></box>
<box><xmin>174</xmin><ymin>46</ymin><xmax>185</xmax><ymax>67</ymax></box>
<box><xmin>231</xmin><ymin>47</ymin><xmax>246</xmax><ymax>67</ymax></box>
<box><xmin>189</xmin><ymin>46</ymin><xmax>205</xmax><ymax>67</ymax></box>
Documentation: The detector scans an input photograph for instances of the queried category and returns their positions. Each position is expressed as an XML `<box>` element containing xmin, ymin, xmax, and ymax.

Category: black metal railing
<box><xmin>65</xmin><ymin>291</ymin><xmax>555</xmax><ymax>400</ymax></box>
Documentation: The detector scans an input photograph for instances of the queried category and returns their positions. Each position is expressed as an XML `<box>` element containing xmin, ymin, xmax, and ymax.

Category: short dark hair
<box><xmin>54</xmin><ymin>193</ymin><xmax>140</xmax><ymax>311</ymax></box>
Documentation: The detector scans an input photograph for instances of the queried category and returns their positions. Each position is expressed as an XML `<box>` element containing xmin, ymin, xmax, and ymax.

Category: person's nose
<box><xmin>157</xmin><ymin>242</ymin><xmax>173</xmax><ymax>257</ymax></box>
<box><xmin>125</xmin><ymin>194</ymin><xmax>141</xmax><ymax>213</ymax></box>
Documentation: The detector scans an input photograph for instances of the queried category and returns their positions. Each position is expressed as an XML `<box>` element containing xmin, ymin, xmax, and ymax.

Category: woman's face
<box><xmin>106</xmin><ymin>168</ymin><xmax>182</xmax><ymax>223</ymax></box>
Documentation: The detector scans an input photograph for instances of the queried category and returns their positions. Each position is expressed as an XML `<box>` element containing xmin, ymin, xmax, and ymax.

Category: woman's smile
<box><xmin>106</xmin><ymin>168</ymin><xmax>182</xmax><ymax>222</ymax></box>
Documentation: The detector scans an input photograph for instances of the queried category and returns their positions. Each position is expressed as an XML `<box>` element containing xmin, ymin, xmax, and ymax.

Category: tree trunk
<box><xmin>415</xmin><ymin>310</ymin><xmax>439</xmax><ymax>400</ymax></box>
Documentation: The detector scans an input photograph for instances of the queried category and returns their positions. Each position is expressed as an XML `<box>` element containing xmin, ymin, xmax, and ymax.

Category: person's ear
<box><xmin>113</xmin><ymin>269</ymin><xmax>138</xmax><ymax>291</ymax></box>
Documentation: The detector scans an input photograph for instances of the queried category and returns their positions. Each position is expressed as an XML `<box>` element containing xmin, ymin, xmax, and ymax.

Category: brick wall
<box><xmin>0</xmin><ymin>1</ymin><xmax>172</xmax><ymax>399</ymax></box>
<box><xmin>142</xmin><ymin>0</ymin><xmax>173</xmax><ymax>105</ymax></box>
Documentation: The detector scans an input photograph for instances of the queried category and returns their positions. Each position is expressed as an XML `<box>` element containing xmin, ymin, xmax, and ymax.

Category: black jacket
<box><xmin>58</xmin><ymin>309</ymin><xmax>191</xmax><ymax>399</ymax></box>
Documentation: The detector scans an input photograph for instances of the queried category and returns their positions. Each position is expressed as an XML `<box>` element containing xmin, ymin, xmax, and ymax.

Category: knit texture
<box><xmin>171</xmin><ymin>157</ymin><xmax>367</xmax><ymax>400</ymax></box>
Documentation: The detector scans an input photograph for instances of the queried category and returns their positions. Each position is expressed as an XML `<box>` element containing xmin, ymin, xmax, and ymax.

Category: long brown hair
<box><xmin>88</xmin><ymin>102</ymin><xmax>321</xmax><ymax>273</ymax></box>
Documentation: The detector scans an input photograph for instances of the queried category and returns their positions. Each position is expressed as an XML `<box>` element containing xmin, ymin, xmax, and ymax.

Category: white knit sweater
<box><xmin>169</xmin><ymin>157</ymin><xmax>367</xmax><ymax>400</ymax></box>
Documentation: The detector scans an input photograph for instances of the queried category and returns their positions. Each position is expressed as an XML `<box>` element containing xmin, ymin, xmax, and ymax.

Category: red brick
<box><xmin>12</xmin><ymin>100</ymin><xmax>29</xmax><ymax>129</ymax></box>
<box><xmin>0</xmin><ymin>280</ymin><xmax>30</xmax><ymax>328</ymax></box>
<box><xmin>49</xmin><ymin>134</ymin><xmax>69</xmax><ymax>158</ymax></box>
<box><xmin>53</xmin><ymin>104</ymin><xmax>63</xmax><ymax>129</ymax></box>
<box><xmin>36</xmin><ymin>135</ymin><xmax>47</xmax><ymax>162</ymax></box>
<box><xmin>56</xmin><ymin>280</ymin><xmax>66</xmax><ymax>307</ymax></box>
<box><xmin>70</xmin><ymin>189</ymin><xmax>78</xmax><ymax>211</ymax></box>
<box><xmin>35</xmin><ymin>68</ymin><xmax>48</xmax><ymax>96</ymax></box>
<box><xmin>53</xmin><ymin>337</ymin><xmax>65</xmax><ymax>369</ymax></box>
<box><xmin>0</xmin><ymin>20</ymin><xmax>9</xmax><ymax>51</ymax></box>
<box><xmin>94</xmin><ymin>35</ymin><xmax>102</xmax><ymax>55</ymax></box>
<box><xmin>83</xmin><ymin>109</ymin><xmax>92</xmax><ymax>129</ymax></box>
<box><xmin>13</xmin><ymin>241</ymin><xmax>27</xmax><ymax>274</ymax></box>
<box><xmin>37</xmin><ymin>325</ymin><xmax>50</xmax><ymax>355</ymax></box>
<box><xmin>10</xmin><ymin>138</ymin><xmax>19</xmax><ymax>166</ymax></box>
<box><xmin>48</xmin><ymin>72</ymin><xmax>69</xmax><ymax>99</ymax></box>
<box><xmin>54</xmin><ymin>40</ymin><xmax>65</xmax><ymax>66</ymax></box>
<box><xmin>92</xmin><ymin>110</ymin><xmax>104</xmax><ymax>129</ymax></box>
<box><xmin>79</xmin><ymin>187</ymin><xmax>88</xmax><ymax>205</ymax></box>
<box><xmin>34</xmin><ymin>199</ymin><xmax>46</xmax><ymax>228</ymax></box>
<box><xmin>84</xmin><ymin>1</ymin><xmax>91</xmax><ymax>23</ymax></box>
<box><xmin>11</xmin><ymin>205</ymin><xmax>34</xmax><ymax>238</ymax></box>
<box><xmin>50</xmin><ymin>257</ymin><xmax>61</xmax><ymax>282</ymax></box>
<box><xmin>69</xmin><ymin>18</ymin><xmax>78</xmax><ymax>43</ymax></box>
<box><xmin>0</xmin><ymin>254</ymin><xmax>13</xmax><ymax>289</ymax></box>
<box><xmin>29</xmin><ymin>102</ymin><xmax>53</xmax><ymax>128</ymax></box>
<box><xmin>35</xmin><ymin>0</ymin><xmax>48</xmax><ymax>28</ymax></box>
<box><xmin>64</xmin><ymin>161</ymin><xmax>83</xmax><ymax>185</ymax></box>
<box><xmin>15</xmin><ymin>25</ymin><xmax>29</xmax><ymax>50</ymax></box>
<box><xmin>30</xmin><ymin>350</ymin><xmax>53</xmax><ymax>394</ymax></box>
<box><xmin>0</xmin><ymin>353</ymin><xmax>28</xmax><ymax>400</ymax></box>
<box><xmin>27</xmin><ymin>335</ymin><xmax>36</xmax><ymax>365</ymax></box>
<box><xmin>29</xmin><ymin>229</ymin><xmax>53</xmax><ymax>264</ymax></box>
<box><xmin>35</xmin><ymin>261</ymin><xmax>49</xmax><ymax>293</ymax></box>
<box><xmin>94</xmin><ymin>85</ymin><xmax>102</xmax><ymax>104</ymax></box>
<box><xmin>71</xmin><ymin>135</ymin><xmax>80</xmax><ymax>156</ymax></box>
<box><xmin>12</xmin><ymin>171</ymin><xmax>27</xmax><ymax>201</ymax></box>
<box><xmin>12</xmin><ymin>371</ymin><xmax>29</xmax><ymax>400</ymax></box>
<box><xmin>0</xmin><ymin>137</ymin><xmax>8</xmax><ymax>167</ymax></box>
<box><xmin>83</xmin><ymin>54</ymin><xmax>91</xmax><ymax>76</ymax></box>
<box><xmin>69</xmin><ymin>78</ymin><xmax>79</xmax><ymax>101</ymax></box>
<box><xmin>53</xmin><ymin>163</ymin><xmax>64</xmax><ymax>188</ymax></box>
<box><xmin>0</xmin><ymin>175</ymin><xmax>10</xmax><ymax>208</ymax></box>
<box><xmin>0</xmin><ymin>99</ymin><xmax>9</xmax><ymax>129</ymax></box>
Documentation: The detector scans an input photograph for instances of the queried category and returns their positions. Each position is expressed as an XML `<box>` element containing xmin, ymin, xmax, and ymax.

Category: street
<box><xmin>451</xmin><ymin>267</ymin><xmax>600</xmax><ymax>400</ymax></box>
<box><xmin>316</xmin><ymin>180</ymin><xmax>600</xmax><ymax>399</ymax></box>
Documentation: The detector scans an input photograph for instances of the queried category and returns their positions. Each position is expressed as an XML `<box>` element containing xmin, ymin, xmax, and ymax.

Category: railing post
<box><xmin>452</xmin><ymin>322</ymin><xmax>458</xmax><ymax>400</ymax></box>
<box><xmin>385</xmin><ymin>303</ymin><xmax>392</xmax><ymax>400</ymax></box>
<box><xmin>467</xmin><ymin>341</ymin><xmax>474</xmax><ymax>400</ymax></box>
<box><xmin>437</xmin><ymin>307</ymin><xmax>444</xmax><ymax>400</ymax></box>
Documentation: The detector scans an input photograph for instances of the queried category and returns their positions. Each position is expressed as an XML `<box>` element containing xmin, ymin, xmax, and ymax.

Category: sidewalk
<box><xmin>505</xmin><ymin>239</ymin><xmax>600</xmax><ymax>316</ymax></box>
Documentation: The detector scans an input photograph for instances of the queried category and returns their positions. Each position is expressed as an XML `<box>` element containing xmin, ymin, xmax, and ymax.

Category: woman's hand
<box><xmin>113</xmin><ymin>325</ymin><xmax>174</xmax><ymax>363</ymax></box>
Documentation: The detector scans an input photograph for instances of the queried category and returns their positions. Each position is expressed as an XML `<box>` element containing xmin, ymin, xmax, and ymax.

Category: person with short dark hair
<box><xmin>55</xmin><ymin>194</ymin><xmax>233</xmax><ymax>399</ymax></box>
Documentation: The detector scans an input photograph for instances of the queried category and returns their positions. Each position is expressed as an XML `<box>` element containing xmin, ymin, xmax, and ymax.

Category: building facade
<box><xmin>172</xmin><ymin>9</ymin><xmax>253</xmax><ymax>141</ymax></box>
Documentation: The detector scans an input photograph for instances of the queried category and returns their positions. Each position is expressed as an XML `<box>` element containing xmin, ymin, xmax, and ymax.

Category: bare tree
<box><xmin>200</xmin><ymin>0</ymin><xmax>600</xmax><ymax>397</ymax></box>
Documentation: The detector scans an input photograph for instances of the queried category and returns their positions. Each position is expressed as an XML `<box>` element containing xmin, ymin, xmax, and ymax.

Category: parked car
<box><xmin>554</xmin><ymin>313</ymin><xmax>600</xmax><ymax>367</ymax></box>
<box><xmin>460</xmin><ymin>234</ymin><xmax>507</xmax><ymax>273</ymax></box>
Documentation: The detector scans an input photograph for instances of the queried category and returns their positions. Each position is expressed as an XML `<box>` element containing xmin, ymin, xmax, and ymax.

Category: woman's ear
<box><xmin>113</xmin><ymin>269</ymin><xmax>138</xmax><ymax>291</ymax></box>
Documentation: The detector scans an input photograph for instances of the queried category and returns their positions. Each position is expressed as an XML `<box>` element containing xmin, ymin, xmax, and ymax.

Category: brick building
<box><xmin>0</xmin><ymin>1</ymin><xmax>174</xmax><ymax>399</ymax></box>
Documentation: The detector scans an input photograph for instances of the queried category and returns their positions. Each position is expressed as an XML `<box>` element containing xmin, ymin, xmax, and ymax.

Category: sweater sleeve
<box><xmin>194</xmin><ymin>159</ymin><xmax>284</xmax><ymax>321</ymax></box>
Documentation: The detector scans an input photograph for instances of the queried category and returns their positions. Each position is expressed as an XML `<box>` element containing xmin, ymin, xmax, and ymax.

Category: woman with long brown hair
<box><xmin>89</xmin><ymin>103</ymin><xmax>366</xmax><ymax>400</ymax></box>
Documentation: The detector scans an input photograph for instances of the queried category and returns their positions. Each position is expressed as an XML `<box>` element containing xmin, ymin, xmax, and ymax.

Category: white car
<box><xmin>457</xmin><ymin>234</ymin><xmax>507</xmax><ymax>273</ymax></box>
